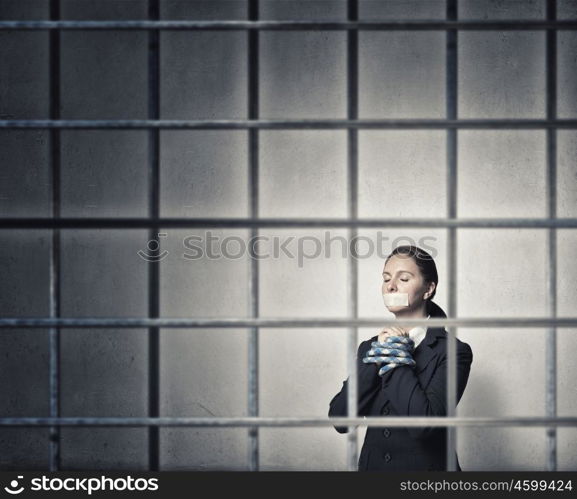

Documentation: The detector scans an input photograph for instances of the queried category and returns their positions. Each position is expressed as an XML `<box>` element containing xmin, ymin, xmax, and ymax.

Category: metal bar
<box><xmin>247</xmin><ymin>0</ymin><xmax>260</xmax><ymax>473</ymax></box>
<box><xmin>147</xmin><ymin>0</ymin><xmax>160</xmax><ymax>472</ymax></box>
<box><xmin>48</xmin><ymin>0</ymin><xmax>61</xmax><ymax>473</ymax></box>
<box><xmin>545</xmin><ymin>0</ymin><xmax>558</xmax><ymax>473</ymax></box>
<box><xmin>1</xmin><ymin>217</ymin><xmax>577</xmax><ymax>230</ymax></box>
<box><xmin>445</xmin><ymin>0</ymin><xmax>458</xmax><ymax>473</ymax></box>
<box><xmin>0</xmin><ymin>416</ymin><xmax>576</xmax><ymax>428</ymax></box>
<box><xmin>2</xmin><ymin>118</ymin><xmax>577</xmax><ymax>129</ymax></box>
<box><xmin>346</xmin><ymin>0</ymin><xmax>359</xmax><ymax>473</ymax></box>
<box><xmin>1</xmin><ymin>20</ymin><xmax>577</xmax><ymax>31</ymax></box>
<box><xmin>2</xmin><ymin>317</ymin><xmax>577</xmax><ymax>329</ymax></box>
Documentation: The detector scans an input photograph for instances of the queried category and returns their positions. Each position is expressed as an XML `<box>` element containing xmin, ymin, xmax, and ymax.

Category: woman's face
<box><xmin>382</xmin><ymin>254</ymin><xmax>434</xmax><ymax>315</ymax></box>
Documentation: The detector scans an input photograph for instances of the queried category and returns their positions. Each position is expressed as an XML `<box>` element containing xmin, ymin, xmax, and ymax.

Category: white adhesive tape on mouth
<box><xmin>383</xmin><ymin>293</ymin><xmax>409</xmax><ymax>307</ymax></box>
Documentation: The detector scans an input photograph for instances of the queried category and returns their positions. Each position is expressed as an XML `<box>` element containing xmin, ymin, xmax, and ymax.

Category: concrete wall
<box><xmin>0</xmin><ymin>0</ymin><xmax>576</xmax><ymax>471</ymax></box>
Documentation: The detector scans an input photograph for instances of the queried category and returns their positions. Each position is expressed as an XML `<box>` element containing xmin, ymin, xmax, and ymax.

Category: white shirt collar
<box><xmin>408</xmin><ymin>314</ymin><xmax>430</xmax><ymax>349</ymax></box>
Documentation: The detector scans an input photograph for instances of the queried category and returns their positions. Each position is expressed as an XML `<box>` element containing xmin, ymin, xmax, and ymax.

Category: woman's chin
<box><xmin>386</xmin><ymin>305</ymin><xmax>408</xmax><ymax>315</ymax></box>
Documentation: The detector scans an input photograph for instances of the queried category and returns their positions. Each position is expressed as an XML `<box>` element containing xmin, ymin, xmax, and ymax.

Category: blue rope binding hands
<box><xmin>362</xmin><ymin>336</ymin><xmax>416</xmax><ymax>376</ymax></box>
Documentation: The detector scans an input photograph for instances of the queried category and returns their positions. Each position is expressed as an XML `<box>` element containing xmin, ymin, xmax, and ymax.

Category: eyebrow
<box><xmin>382</xmin><ymin>270</ymin><xmax>415</xmax><ymax>276</ymax></box>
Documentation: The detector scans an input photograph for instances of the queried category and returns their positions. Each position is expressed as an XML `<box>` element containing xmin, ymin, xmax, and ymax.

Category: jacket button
<box><xmin>383</xmin><ymin>429</ymin><xmax>391</xmax><ymax>438</ymax></box>
<box><xmin>382</xmin><ymin>407</ymin><xmax>390</xmax><ymax>415</ymax></box>
<box><xmin>384</xmin><ymin>452</ymin><xmax>392</xmax><ymax>462</ymax></box>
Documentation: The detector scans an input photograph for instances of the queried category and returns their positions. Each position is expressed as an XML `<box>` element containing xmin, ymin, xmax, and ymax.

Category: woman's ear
<box><xmin>423</xmin><ymin>282</ymin><xmax>436</xmax><ymax>300</ymax></box>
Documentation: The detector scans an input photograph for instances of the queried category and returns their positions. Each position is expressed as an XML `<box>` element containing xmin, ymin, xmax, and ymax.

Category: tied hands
<box><xmin>362</xmin><ymin>326</ymin><xmax>416</xmax><ymax>377</ymax></box>
<box><xmin>378</xmin><ymin>326</ymin><xmax>409</xmax><ymax>344</ymax></box>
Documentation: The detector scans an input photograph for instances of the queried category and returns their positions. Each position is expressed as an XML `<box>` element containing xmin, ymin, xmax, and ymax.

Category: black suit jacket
<box><xmin>328</xmin><ymin>326</ymin><xmax>473</xmax><ymax>471</ymax></box>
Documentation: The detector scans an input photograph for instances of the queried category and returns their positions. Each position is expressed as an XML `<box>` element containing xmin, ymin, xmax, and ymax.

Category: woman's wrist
<box><xmin>362</xmin><ymin>335</ymin><xmax>416</xmax><ymax>377</ymax></box>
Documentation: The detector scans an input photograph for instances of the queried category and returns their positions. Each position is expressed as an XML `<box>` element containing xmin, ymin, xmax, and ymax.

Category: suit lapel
<box><xmin>413</xmin><ymin>327</ymin><xmax>446</xmax><ymax>373</ymax></box>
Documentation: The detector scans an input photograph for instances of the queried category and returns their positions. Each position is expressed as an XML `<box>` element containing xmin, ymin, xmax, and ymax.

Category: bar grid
<box><xmin>1</xmin><ymin>217</ymin><xmax>576</xmax><ymax>229</ymax></box>
<box><xmin>2</xmin><ymin>118</ymin><xmax>577</xmax><ymax>129</ymax></box>
<box><xmin>247</xmin><ymin>0</ymin><xmax>260</xmax><ymax>472</ymax></box>
<box><xmin>2</xmin><ymin>317</ymin><xmax>576</xmax><ymax>329</ymax></box>
<box><xmin>1</xmin><ymin>20</ymin><xmax>576</xmax><ymax>30</ymax></box>
<box><xmin>0</xmin><ymin>2</ymin><xmax>575</xmax><ymax>473</ymax></box>
<box><xmin>48</xmin><ymin>0</ymin><xmax>61</xmax><ymax>474</ymax></box>
<box><xmin>545</xmin><ymin>0</ymin><xmax>558</xmax><ymax>473</ymax></box>
<box><xmin>147</xmin><ymin>0</ymin><xmax>161</xmax><ymax>472</ymax></box>
<box><xmin>346</xmin><ymin>0</ymin><xmax>359</xmax><ymax>473</ymax></box>
<box><xmin>445</xmin><ymin>0</ymin><xmax>458</xmax><ymax>472</ymax></box>
<box><xmin>1</xmin><ymin>416</ymin><xmax>576</xmax><ymax>428</ymax></box>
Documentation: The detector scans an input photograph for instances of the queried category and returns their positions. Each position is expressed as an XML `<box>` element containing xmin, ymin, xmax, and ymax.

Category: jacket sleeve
<box><xmin>381</xmin><ymin>340</ymin><xmax>473</xmax><ymax>440</ymax></box>
<box><xmin>328</xmin><ymin>340</ymin><xmax>381</xmax><ymax>434</ymax></box>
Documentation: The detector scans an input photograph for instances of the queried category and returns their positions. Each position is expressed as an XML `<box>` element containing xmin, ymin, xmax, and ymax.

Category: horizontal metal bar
<box><xmin>0</xmin><ymin>20</ymin><xmax>577</xmax><ymax>31</ymax></box>
<box><xmin>2</xmin><ymin>317</ymin><xmax>577</xmax><ymax>329</ymax></box>
<box><xmin>1</xmin><ymin>119</ymin><xmax>577</xmax><ymax>130</ymax></box>
<box><xmin>1</xmin><ymin>217</ymin><xmax>577</xmax><ymax>230</ymax></box>
<box><xmin>0</xmin><ymin>416</ymin><xmax>576</xmax><ymax>427</ymax></box>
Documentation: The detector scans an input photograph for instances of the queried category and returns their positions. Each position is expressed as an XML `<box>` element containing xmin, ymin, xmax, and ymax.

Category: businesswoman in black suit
<box><xmin>328</xmin><ymin>245</ymin><xmax>473</xmax><ymax>471</ymax></box>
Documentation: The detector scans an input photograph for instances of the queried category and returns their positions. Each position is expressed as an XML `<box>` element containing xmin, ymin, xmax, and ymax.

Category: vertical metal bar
<box><xmin>48</xmin><ymin>0</ymin><xmax>61</xmax><ymax>473</ymax></box>
<box><xmin>346</xmin><ymin>0</ymin><xmax>359</xmax><ymax>472</ymax></box>
<box><xmin>445</xmin><ymin>0</ymin><xmax>458</xmax><ymax>472</ymax></box>
<box><xmin>545</xmin><ymin>0</ymin><xmax>558</xmax><ymax>473</ymax></box>
<box><xmin>147</xmin><ymin>0</ymin><xmax>160</xmax><ymax>472</ymax></box>
<box><xmin>247</xmin><ymin>0</ymin><xmax>260</xmax><ymax>472</ymax></box>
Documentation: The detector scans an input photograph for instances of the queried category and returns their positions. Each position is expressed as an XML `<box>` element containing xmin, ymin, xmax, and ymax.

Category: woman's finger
<box><xmin>378</xmin><ymin>326</ymin><xmax>408</xmax><ymax>343</ymax></box>
<box><xmin>378</xmin><ymin>329</ymin><xmax>392</xmax><ymax>342</ymax></box>
<box><xmin>390</xmin><ymin>326</ymin><xmax>408</xmax><ymax>336</ymax></box>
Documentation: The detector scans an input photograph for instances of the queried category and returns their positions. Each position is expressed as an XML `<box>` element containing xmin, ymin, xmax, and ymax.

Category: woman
<box><xmin>328</xmin><ymin>245</ymin><xmax>473</xmax><ymax>471</ymax></box>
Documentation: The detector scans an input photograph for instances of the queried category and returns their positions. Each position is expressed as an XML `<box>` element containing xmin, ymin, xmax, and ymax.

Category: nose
<box><xmin>387</xmin><ymin>280</ymin><xmax>397</xmax><ymax>292</ymax></box>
